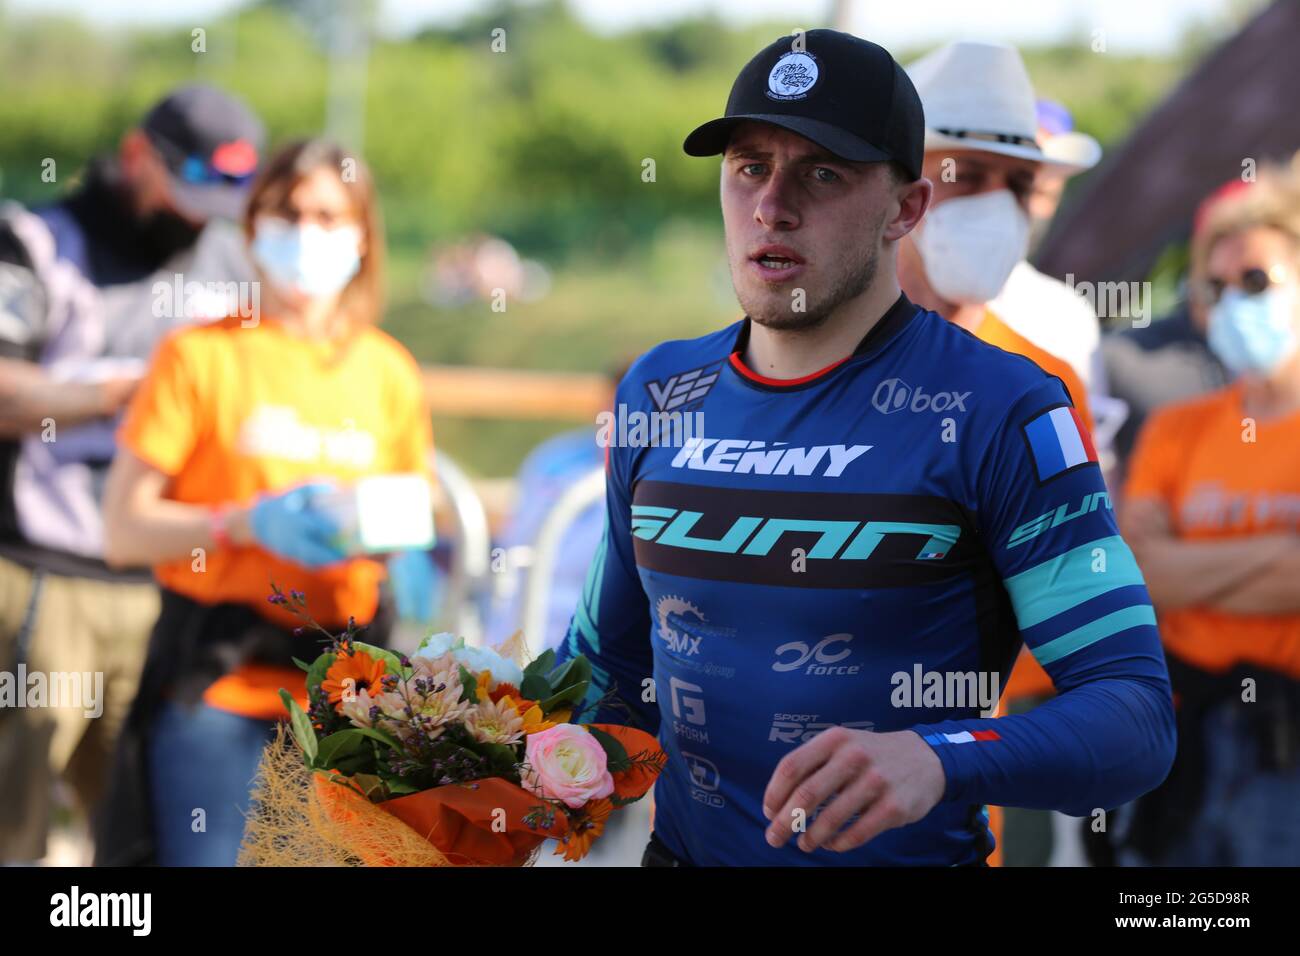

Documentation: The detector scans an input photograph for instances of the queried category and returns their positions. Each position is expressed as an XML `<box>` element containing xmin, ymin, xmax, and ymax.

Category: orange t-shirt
<box><xmin>118</xmin><ymin>316</ymin><xmax>434</xmax><ymax>717</ymax></box>
<box><xmin>977</xmin><ymin>310</ymin><xmax>1096</xmax><ymax>702</ymax></box>
<box><xmin>1122</xmin><ymin>382</ymin><xmax>1300</xmax><ymax>679</ymax></box>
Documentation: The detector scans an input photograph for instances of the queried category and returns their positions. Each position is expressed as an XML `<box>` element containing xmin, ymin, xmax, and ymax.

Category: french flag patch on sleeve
<box><xmin>1022</xmin><ymin>405</ymin><xmax>1098</xmax><ymax>482</ymax></box>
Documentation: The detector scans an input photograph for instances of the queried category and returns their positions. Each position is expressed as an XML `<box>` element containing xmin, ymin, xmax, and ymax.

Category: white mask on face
<box><xmin>913</xmin><ymin>189</ymin><xmax>1030</xmax><ymax>305</ymax></box>
<box><xmin>251</xmin><ymin>216</ymin><xmax>362</xmax><ymax>299</ymax></box>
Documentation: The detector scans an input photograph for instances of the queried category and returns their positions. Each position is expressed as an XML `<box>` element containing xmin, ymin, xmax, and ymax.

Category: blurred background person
<box><xmin>1118</xmin><ymin>155</ymin><xmax>1300</xmax><ymax>866</ymax></box>
<box><xmin>0</xmin><ymin>84</ymin><xmax>263</xmax><ymax>864</ymax></box>
<box><xmin>1102</xmin><ymin>182</ymin><xmax>1242</xmax><ymax>475</ymax></box>
<box><xmin>990</xmin><ymin>99</ymin><xmax>1104</xmax><ymax>391</ymax></box>
<box><xmin>96</xmin><ymin>139</ymin><xmax>434</xmax><ymax>866</ymax></box>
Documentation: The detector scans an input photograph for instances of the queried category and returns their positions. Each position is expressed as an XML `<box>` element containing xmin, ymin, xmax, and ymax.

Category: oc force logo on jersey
<box><xmin>630</xmin><ymin>480</ymin><xmax>976</xmax><ymax>588</ymax></box>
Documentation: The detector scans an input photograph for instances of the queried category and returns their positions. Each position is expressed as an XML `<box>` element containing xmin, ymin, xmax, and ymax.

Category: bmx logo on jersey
<box><xmin>655</xmin><ymin>594</ymin><xmax>735</xmax><ymax>658</ymax></box>
<box><xmin>1022</xmin><ymin>404</ymin><xmax>1098</xmax><ymax>483</ymax></box>
<box><xmin>871</xmin><ymin>378</ymin><xmax>971</xmax><ymax>415</ymax></box>
<box><xmin>767</xmin><ymin>51</ymin><xmax>819</xmax><ymax>100</ymax></box>
<box><xmin>645</xmin><ymin>360</ymin><xmax>724</xmax><ymax>414</ymax></box>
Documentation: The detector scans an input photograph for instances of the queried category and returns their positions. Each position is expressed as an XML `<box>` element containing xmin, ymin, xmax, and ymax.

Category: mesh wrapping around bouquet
<box><xmin>238</xmin><ymin>725</ymin><xmax>548</xmax><ymax>867</ymax></box>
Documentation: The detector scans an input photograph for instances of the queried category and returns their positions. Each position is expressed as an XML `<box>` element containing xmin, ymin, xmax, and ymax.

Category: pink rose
<box><xmin>521</xmin><ymin>724</ymin><xmax>615</xmax><ymax>808</ymax></box>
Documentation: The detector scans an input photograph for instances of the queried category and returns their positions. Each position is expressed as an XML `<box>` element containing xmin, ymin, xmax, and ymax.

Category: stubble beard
<box><xmin>733</xmin><ymin>211</ymin><xmax>885</xmax><ymax>333</ymax></box>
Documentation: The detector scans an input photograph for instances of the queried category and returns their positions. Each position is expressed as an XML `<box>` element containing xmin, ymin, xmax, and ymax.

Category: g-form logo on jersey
<box><xmin>871</xmin><ymin>378</ymin><xmax>972</xmax><ymax>415</ymax></box>
<box><xmin>772</xmin><ymin>634</ymin><xmax>861</xmax><ymax>676</ymax></box>
<box><xmin>1007</xmin><ymin>491</ymin><xmax>1112</xmax><ymax>549</ymax></box>
<box><xmin>670</xmin><ymin>676</ymin><xmax>708</xmax><ymax>744</ymax></box>
<box><xmin>670</xmin><ymin>437</ymin><xmax>871</xmax><ymax>477</ymax></box>
<box><xmin>645</xmin><ymin>361</ymin><xmax>724</xmax><ymax>414</ymax></box>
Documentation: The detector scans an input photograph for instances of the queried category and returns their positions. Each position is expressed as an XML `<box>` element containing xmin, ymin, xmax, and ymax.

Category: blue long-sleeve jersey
<box><xmin>559</xmin><ymin>294</ymin><xmax>1175</xmax><ymax>866</ymax></box>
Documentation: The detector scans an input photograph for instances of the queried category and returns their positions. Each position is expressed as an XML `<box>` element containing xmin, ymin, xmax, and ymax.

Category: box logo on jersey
<box><xmin>1022</xmin><ymin>404</ymin><xmax>1098</xmax><ymax>483</ymax></box>
<box><xmin>871</xmin><ymin>378</ymin><xmax>971</xmax><ymax>415</ymax></box>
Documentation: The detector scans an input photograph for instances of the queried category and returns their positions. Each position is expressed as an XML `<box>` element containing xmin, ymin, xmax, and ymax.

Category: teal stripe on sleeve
<box><xmin>1032</xmin><ymin>604</ymin><xmax>1158</xmax><ymax>666</ymax></box>
<box><xmin>1004</xmin><ymin>535</ymin><xmax>1146</xmax><ymax>629</ymax></box>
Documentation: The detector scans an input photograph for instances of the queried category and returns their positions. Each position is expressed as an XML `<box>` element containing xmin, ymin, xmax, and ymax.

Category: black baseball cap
<box><xmin>141</xmin><ymin>84</ymin><xmax>265</xmax><ymax>222</ymax></box>
<box><xmin>683</xmin><ymin>29</ymin><xmax>925</xmax><ymax>180</ymax></box>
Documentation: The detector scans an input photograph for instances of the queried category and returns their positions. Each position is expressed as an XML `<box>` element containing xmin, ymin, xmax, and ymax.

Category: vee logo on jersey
<box><xmin>670</xmin><ymin>437</ymin><xmax>871</xmax><ymax>477</ymax></box>
<box><xmin>646</xmin><ymin>361</ymin><xmax>724</xmax><ymax>413</ymax></box>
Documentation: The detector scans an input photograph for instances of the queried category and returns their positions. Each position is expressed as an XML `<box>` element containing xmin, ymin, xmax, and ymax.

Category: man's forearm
<box><xmin>1130</xmin><ymin>533</ymin><xmax>1293</xmax><ymax>610</ymax></box>
<box><xmin>915</xmin><ymin>674</ymin><xmax>1176</xmax><ymax>815</ymax></box>
<box><xmin>104</xmin><ymin>499</ymin><xmax>252</xmax><ymax>569</ymax></box>
<box><xmin>0</xmin><ymin>360</ymin><xmax>117</xmax><ymax>436</ymax></box>
<box><xmin>1210</xmin><ymin>543</ymin><xmax>1300</xmax><ymax>614</ymax></box>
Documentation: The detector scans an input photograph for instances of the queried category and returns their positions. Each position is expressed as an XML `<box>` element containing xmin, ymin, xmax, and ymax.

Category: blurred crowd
<box><xmin>2</xmin><ymin>32</ymin><xmax>1299</xmax><ymax>868</ymax></box>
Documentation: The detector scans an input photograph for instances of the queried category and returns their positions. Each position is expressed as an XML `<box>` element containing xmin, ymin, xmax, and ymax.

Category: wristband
<box><xmin>209</xmin><ymin>506</ymin><xmax>234</xmax><ymax>549</ymax></box>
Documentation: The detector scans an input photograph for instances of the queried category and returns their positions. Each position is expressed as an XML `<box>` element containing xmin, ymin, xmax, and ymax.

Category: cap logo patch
<box><xmin>211</xmin><ymin>139</ymin><xmax>258</xmax><ymax>176</ymax></box>
<box><xmin>766</xmin><ymin>51</ymin><xmax>819</xmax><ymax>101</ymax></box>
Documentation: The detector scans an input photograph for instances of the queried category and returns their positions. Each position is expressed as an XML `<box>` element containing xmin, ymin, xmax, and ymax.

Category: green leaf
<box><xmin>348</xmin><ymin>772</ymin><xmax>388</xmax><ymax>801</ymax></box>
<box><xmin>459</xmin><ymin>664</ymin><xmax>479</xmax><ymax>703</ymax></box>
<box><xmin>539</xmin><ymin>679</ymin><xmax>589</xmax><ymax>714</ymax></box>
<box><xmin>292</xmin><ymin>656</ymin><xmax>312</xmax><ymax>673</ymax></box>
<box><xmin>281</xmin><ymin>691</ymin><xmax>318</xmax><ymax>764</ymax></box>
<box><xmin>345</xmin><ymin>725</ymin><xmax>404</xmax><ymax>752</ymax></box>
<box><xmin>315</xmin><ymin>729</ymin><xmax>373</xmax><ymax>770</ymax></box>
<box><xmin>305</xmin><ymin>652</ymin><xmax>336</xmax><ymax>697</ymax></box>
<box><xmin>479</xmin><ymin>742</ymin><xmax>521</xmax><ymax>776</ymax></box>
<box><xmin>522</xmin><ymin>648</ymin><xmax>556</xmax><ymax>678</ymax></box>
<box><xmin>520</xmin><ymin>673</ymin><xmax>552</xmax><ymax>701</ymax></box>
<box><xmin>379</xmin><ymin>775</ymin><xmax>420</xmax><ymax>796</ymax></box>
<box><xmin>546</xmin><ymin>655</ymin><xmax>591</xmax><ymax>693</ymax></box>
<box><xmin>587</xmin><ymin>725</ymin><xmax>630</xmax><ymax>772</ymax></box>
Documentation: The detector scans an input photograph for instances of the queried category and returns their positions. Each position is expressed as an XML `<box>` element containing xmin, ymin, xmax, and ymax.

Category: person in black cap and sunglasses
<box><xmin>0</xmin><ymin>84</ymin><xmax>263</xmax><ymax>863</ymax></box>
<box><xmin>556</xmin><ymin>29</ymin><xmax>1173</xmax><ymax>866</ymax></box>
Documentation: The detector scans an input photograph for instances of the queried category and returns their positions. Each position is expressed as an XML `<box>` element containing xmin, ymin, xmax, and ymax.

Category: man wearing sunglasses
<box><xmin>0</xmin><ymin>85</ymin><xmax>264</xmax><ymax>863</ymax></box>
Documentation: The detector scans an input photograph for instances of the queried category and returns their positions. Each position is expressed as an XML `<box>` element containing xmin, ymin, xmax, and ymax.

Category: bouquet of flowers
<box><xmin>238</xmin><ymin>587</ymin><xmax>665</xmax><ymax>867</ymax></box>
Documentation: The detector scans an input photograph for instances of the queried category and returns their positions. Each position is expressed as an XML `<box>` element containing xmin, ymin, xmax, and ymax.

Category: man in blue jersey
<box><xmin>558</xmin><ymin>29</ymin><xmax>1175</xmax><ymax>866</ymax></box>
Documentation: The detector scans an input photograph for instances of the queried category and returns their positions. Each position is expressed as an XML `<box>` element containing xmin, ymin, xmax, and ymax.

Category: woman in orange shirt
<box><xmin>1119</xmin><ymin>158</ymin><xmax>1300</xmax><ymax>865</ymax></box>
<box><xmin>97</xmin><ymin>139</ymin><xmax>434</xmax><ymax>865</ymax></box>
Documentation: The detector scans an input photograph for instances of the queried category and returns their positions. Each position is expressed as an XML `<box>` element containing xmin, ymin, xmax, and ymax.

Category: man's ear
<box><xmin>883</xmin><ymin>176</ymin><xmax>932</xmax><ymax>242</ymax></box>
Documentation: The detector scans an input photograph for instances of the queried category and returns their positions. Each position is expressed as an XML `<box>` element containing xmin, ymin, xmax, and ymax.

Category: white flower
<box><xmin>413</xmin><ymin>632</ymin><xmax>524</xmax><ymax>689</ymax></box>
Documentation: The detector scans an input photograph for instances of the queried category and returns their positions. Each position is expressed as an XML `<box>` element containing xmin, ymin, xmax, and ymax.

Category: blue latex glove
<box><xmin>248</xmin><ymin>482</ymin><xmax>347</xmax><ymax>568</ymax></box>
<box><xmin>388</xmin><ymin>548</ymin><xmax>441</xmax><ymax>623</ymax></box>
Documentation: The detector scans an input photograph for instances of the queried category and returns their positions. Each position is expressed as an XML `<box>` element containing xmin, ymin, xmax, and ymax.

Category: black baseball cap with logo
<box><xmin>683</xmin><ymin>29</ymin><xmax>925</xmax><ymax>180</ymax></box>
<box><xmin>141</xmin><ymin>84</ymin><xmax>265</xmax><ymax>222</ymax></box>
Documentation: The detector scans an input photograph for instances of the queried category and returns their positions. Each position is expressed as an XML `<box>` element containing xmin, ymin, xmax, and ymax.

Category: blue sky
<box><xmin>8</xmin><ymin>0</ymin><xmax>1260</xmax><ymax>54</ymax></box>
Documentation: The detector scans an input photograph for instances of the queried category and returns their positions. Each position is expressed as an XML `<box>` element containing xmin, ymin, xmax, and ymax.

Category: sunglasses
<box><xmin>1198</xmin><ymin>265</ymin><xmax>1290</xmax><ymax>305</ymax></box>
<box><xmin>178</xmin><ymin>155</ymin><xmax>255</xmax><ymax>187</ymax></box>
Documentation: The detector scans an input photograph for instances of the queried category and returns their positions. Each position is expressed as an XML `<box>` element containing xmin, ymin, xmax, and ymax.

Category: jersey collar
<box><xmin>728</xmin><ymin>292</ymin><xmax>919</xmax><ymax>391</ymax></box>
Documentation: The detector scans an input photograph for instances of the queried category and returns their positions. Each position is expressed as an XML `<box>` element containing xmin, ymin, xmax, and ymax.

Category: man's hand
<box><xmin>761</xmin><ymin>727</ymin><xmax>946</xmax><ymax>854</ymax></box>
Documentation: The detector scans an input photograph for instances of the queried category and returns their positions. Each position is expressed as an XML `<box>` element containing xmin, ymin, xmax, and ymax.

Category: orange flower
<box><xmin>488</xmin><ymin>681</ymin><xmax>520</xmax><ymax>704</ymax></box>
<box><xmin>321</xmin><ymin>649</ymin><xmax>387</xmax><ymax>712</ymax></box>
<box><xmin>553</xmin><ymin>798</ymin><xmax>612</xmax><ymax>862</ymax></box>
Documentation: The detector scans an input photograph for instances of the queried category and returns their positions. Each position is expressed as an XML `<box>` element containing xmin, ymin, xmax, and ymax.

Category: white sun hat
<box><xmin>907</xmin><ymin>41</ymin><xmax>1100</xmax><ymax>175</ymax></box>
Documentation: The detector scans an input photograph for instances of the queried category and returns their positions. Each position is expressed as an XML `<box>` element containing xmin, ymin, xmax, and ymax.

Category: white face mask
<box><xmin>913</xmin><ymin>189</ymin><xmax>1030</xmax><ymax>305</ymax></box>
<box><xmin>251</xmin><ymin>216</ymin><xmax>362</xmax><ymax>299</ymax></box>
